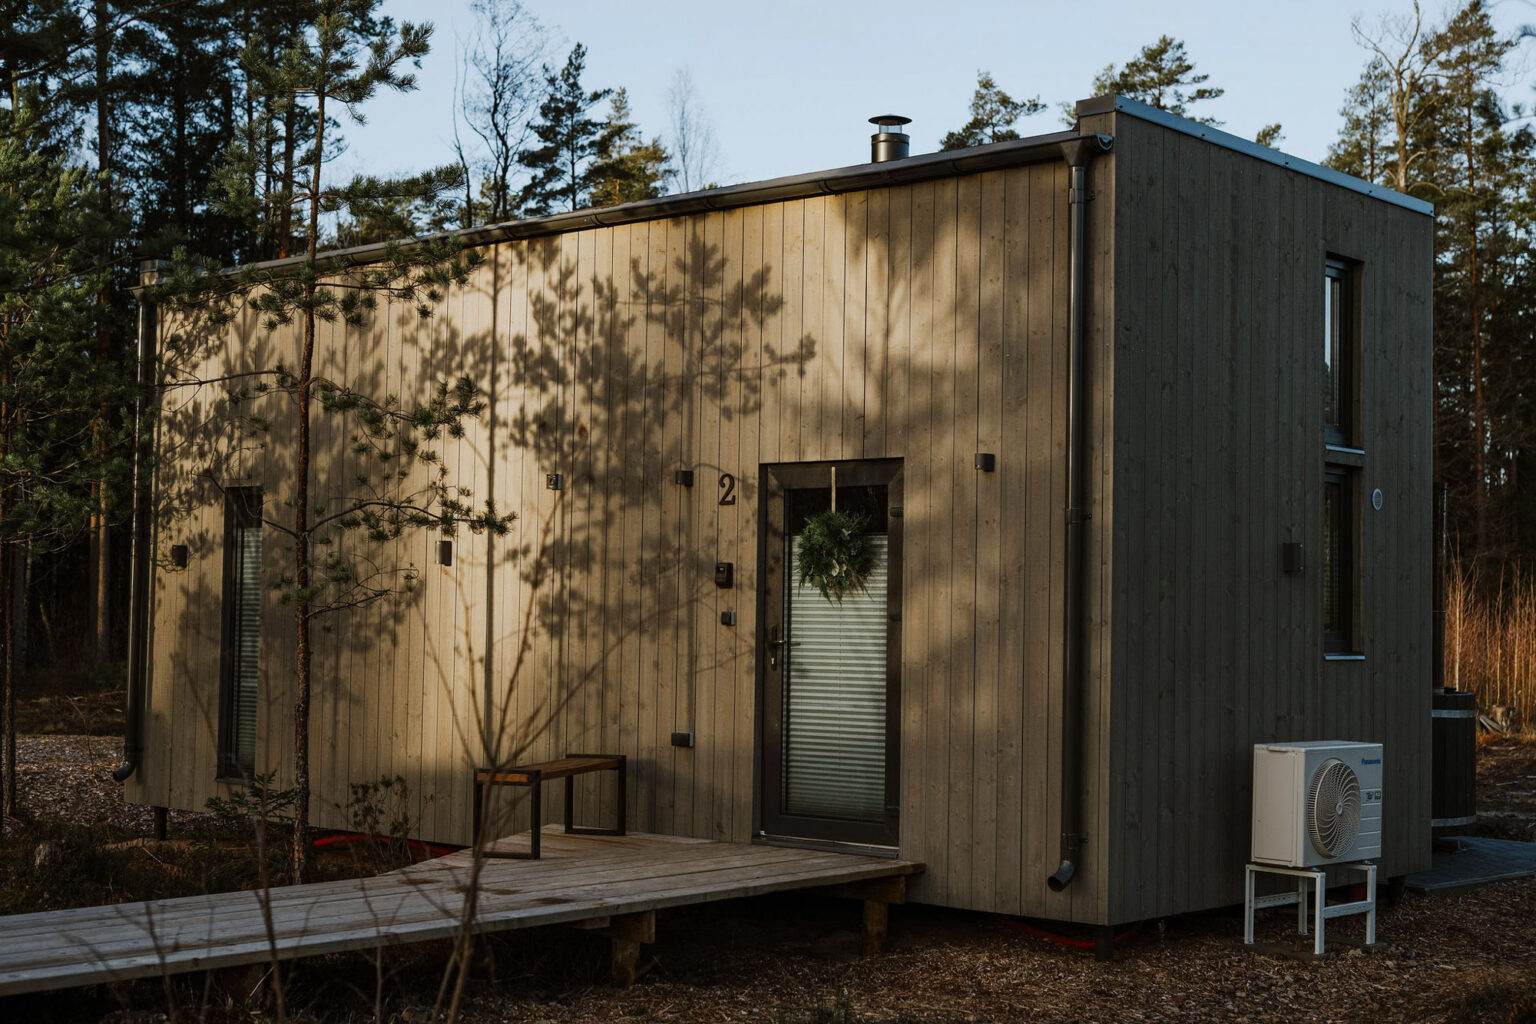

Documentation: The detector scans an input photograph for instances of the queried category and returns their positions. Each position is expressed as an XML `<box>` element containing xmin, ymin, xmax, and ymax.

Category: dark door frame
<box><xmin>756</xmin><ymin>459</ymin><xmax>903</xmax><ymax>848</ymax></box>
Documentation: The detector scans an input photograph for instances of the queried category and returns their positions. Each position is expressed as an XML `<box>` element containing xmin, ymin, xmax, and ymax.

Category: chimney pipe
<box><xmin>869</xmin><ymin>115</ymin><xmax>911</xmax><ymax>162</ymax></box>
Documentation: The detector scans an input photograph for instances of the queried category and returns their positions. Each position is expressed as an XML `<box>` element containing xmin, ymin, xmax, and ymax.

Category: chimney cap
<box><xmin>869</xmin><ymin>114</ymin><xmax>912</xmax><ymax>129</ymax></box>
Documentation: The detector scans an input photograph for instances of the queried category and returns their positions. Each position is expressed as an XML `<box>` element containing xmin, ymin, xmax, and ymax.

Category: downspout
<box><xmin>1048</xmin><ymin>133</ymin><xmax>1113</xmax><ymax>893</ymax></box>
<box><xmin>113</xmin><ymin>261</ymin><xmax>163</xmax><ymax>783</ymax></box>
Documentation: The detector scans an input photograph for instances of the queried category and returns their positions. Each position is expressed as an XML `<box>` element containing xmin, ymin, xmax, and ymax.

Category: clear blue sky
<box><xmin>335</xmin><ymin>0</ymin><xmax>1536</xmax><ymax>190</ymax></box>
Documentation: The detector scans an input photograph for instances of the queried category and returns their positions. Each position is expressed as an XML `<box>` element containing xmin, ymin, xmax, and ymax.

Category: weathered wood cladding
<box><xmin>1101</xmin><ymin>112</ymin><xmax>1433</xmax><ymax>923</ymax></box>
<box><xmin>129</xmin><ymin>159</ymin><xmax>1102</xmax><ymax>920</ymax></box>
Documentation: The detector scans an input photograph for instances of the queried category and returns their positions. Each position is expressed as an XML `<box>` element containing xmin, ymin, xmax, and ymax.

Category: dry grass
<box><xmin>1445</xmin><ymin>559</ymin><xmax>1536</xmax><ymax>725</ymax></box>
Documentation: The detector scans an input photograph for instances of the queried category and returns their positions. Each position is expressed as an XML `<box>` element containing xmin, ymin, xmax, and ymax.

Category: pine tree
<box><xmin>589</xmin><ymin>89</ymin><xmax>671</xmax><ymax>207</ymax></box>
<box><xmin>516</xmin><ymin>43</ymin><xmax>622</xmax><ymax>215</ymax></box>
<box><xmin>1090</xmin><ymin>35</ymin><xmax>1223</xmax><ymax>124</ymax></box>
<box><xmin>1419</xmin><ymin>1</ymin><xmax>1532</xmax><ymax>561</ymax></box>
<box><xmin>0</xmin><ymin>0</ymin><xmax>84</xmax><ymax>149</ymax></box>
<box><xmin>0</xmin><ymin>101</ymin><xmax>125</xmax><ymax>825</ymax></box>
<box><xmin>1326</xmin><ymin>57</ymin><xmax>1394</xmax><ymax>184</ymax></box>
<box><xmin>116</xmin><ymin>0</ymin><xmax>250</xmax><ymax>262</ymax></box>
<box><xmin>166</xmin><ymin>0</ymin><xmax>501</xmax><ymax>884</ymax></box>
<box><xmin>1331</xmin><ymin>1</ymin><xmax>1536</xmax><ymax>561</ymax></box>
<box><xmin>941</xmin><ymin>70</ymin><xmax>1043</xmax><ymax>151</ymax></box>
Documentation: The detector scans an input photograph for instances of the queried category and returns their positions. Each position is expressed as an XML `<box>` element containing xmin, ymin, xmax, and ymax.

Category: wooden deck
<box><xmin>0</xmin><ymin>830</ymin><xmax>923</xmax><ymax>996</ymax></box>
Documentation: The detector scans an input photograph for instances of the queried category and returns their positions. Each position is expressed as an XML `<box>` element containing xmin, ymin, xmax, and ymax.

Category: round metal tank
<box><xmin>1431</xmin><ymin>687</ymin><xmax>1477</xmax><ymax>834</ymax></box>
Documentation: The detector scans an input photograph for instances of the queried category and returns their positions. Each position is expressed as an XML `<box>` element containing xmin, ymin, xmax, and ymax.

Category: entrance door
<box><xmin>759</xmin><ymin>460</ymin><xmax>902</xmax><ymax>848</ymax></box>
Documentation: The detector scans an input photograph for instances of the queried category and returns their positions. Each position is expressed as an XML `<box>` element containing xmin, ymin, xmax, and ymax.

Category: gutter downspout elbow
<box><xmin>114</xmin><ymin>263</ymin><xmax>162</xmax><ymax>783</ymax></box>
<box><xmin>1047</xmin><ymin>132</ymin><xmax>1112</xmax><ymax>893</ymax></box>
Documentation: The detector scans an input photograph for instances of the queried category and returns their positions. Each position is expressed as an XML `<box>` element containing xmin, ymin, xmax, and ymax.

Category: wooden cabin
<box><xmin>124</xmin><ymin>95</ymin><xmax>1434</xmax><ymax>928</ymax></box>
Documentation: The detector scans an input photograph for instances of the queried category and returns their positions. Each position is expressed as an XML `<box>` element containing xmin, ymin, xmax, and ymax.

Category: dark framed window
<box><xmin>1324</xmin><ymin>259</ymin><xmax>1355</xmax><ymax>448</ymax></box>
<box><xmin>1323</xmin><ymin>467</ymin><xmax>1355</xmax><ymax>654</ymax></box>
<box><xmin>218</xmin><ymin>487</ymin><xmax>263</xmax><ymax>780</ymax></box>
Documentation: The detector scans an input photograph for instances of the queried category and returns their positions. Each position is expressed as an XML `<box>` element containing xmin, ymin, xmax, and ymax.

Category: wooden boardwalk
<box><xmin>0</xmin><ymin>830</ymin><xmax>922</xmax><ymax>996</ymax></box>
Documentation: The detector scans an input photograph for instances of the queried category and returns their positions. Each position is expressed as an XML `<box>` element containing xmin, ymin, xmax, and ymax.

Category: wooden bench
<box><xmin>473</xmin><ymin>753</ymin><xmax>626</xmax><ymax>859</ymax></box>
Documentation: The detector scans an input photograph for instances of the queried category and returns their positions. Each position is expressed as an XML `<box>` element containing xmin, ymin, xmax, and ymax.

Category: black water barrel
<box><xmin>1431</xmin><ymin>687</ymin><xmax>1477</xmax><ymax>834</ymax></box>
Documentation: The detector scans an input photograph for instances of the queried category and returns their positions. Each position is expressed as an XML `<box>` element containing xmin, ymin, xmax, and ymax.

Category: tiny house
<box><xmin>123</xmin><ymin>95</ymin><xmax>1434</xmax><ymax>928</ymax></box>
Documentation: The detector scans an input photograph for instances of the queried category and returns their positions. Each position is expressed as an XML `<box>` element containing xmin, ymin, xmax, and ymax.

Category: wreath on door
<box><xmin>796</xmin><ymin>506</ymin><xmax>875</xmax><ymax>603</ymax></box>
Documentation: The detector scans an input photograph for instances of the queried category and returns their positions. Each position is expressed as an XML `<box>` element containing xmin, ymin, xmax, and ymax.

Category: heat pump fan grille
<box><xmin>1307</xmin><ymin>757</ymin><xmax>1362</xmax><ymax>858</ymax></box>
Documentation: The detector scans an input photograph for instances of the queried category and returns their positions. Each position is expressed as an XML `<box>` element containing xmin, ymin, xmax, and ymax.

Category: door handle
<box><xmin>767</xmin><ymin>623</ymin><xmax>784</xmax><ymax>670</ymax></box>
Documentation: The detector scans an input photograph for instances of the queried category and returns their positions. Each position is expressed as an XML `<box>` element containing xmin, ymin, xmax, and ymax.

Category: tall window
<box><xmin>218</xmin><ymin>487</ymin><xmax>263</xmax><ymax>779</ymax></box>
<box><xmin>1324</xmin><ymin>259</ymin><xmax>1353</xmax><ymax>448</ymax></box>
<box><xmin>1323</xmin><ymin>256</ymin><xmax>1360</xmax><ymax>656</ymax></box>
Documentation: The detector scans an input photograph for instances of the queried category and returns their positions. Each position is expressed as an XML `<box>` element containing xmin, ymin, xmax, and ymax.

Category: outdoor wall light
<box><xmin>546</xmin><ymin>473</ymin><xmax>563</xmax><ymax>491</ymax></box>
<box><xmin>674</xmin><ymin>469</ymin><xmax>694</xmax><ymax>487</ymax></box>
<box><xmin>170</xmin><ymin>544</ymin><xmax>189</xmax><ymax>568</ymax></box>
<box><xmin>437</xmin><ymin>539</ymin><xmax>453</xmax><ymax>567</ymax></box>
<box><xmin>975</xmin><ymin>453</ymin><xmax>996</xmax><ymax>472</ymax></box>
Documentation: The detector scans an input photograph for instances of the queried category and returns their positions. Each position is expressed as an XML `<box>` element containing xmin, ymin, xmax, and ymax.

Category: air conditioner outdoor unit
<box><xmin>1252</xmin><ymin>741</ymin><xmax>1383</xmax><ymax>868</ymax></box>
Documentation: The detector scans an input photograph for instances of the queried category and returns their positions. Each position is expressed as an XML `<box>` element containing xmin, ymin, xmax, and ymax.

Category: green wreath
<box><xmin>796</xmin><ymin>509</ymin><xmax>875</xmax><ymax>602</ymax></box>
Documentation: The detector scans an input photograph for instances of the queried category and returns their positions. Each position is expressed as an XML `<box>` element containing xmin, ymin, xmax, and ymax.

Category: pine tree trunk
<box><xmin>291</xmin><ymin>83</ymin><xmax>329</xmax><ymax>886</ymax></box>
<box><xmin>95</xmin><ymin>507</ymin><xmax>110</xmax><ymax>663</ymax></box>
<box><xmin>1464</xmin><ymin>107</ymin><xmax>1487</xmax><ymax>563</ymax></box>
<box><xmin>277</xmin><ymin>4</ymin><xmax>302</xmax><ymax>260</ymax></box>
<box><xmin>1471</xmin><ymin>220</ymin><xmax>1485</xmax><ymax>560</ymax></box>
<box><xmin>1</xmin><ymin>541</ymin><xmax>14</xmax><ymax>830</ymax></box>
<box><xmin>92</xmin><ymin>0</ymin><xmax>114</xmax><ymax>667</ymax></box>
<box><xmin>1</xmin><ymin>313</ymin><xmax>13</xmax><ymax>829</ymax></box>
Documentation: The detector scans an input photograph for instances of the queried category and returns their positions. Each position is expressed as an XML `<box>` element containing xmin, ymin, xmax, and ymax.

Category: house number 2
<box><xmin>718</xmin><ymin>473</ymin><xmax>736</xmax><ymax>506</ymax></box>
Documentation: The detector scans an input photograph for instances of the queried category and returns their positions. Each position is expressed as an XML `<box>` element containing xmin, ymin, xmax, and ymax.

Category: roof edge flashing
<box><xmin>1074</xmin><ymin>93</ymin><xmax>1433</xmax><ymax>216</ymax></box>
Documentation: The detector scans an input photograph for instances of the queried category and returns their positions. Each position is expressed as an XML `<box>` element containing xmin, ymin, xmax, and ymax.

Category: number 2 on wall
<box><xmin>718</xmin><ymin>473</ymin><xmax>736</xmax><ymax>506</ymax></box>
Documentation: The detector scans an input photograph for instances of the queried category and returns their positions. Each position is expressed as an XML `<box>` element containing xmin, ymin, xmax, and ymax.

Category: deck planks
<box><xmin>0</xmin><ymin>831</ymin><xmax>922</xmax><ymax>997</ymax></box>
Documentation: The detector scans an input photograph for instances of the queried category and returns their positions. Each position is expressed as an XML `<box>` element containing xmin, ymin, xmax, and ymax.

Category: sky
<box><xmin>334</xmin><ymin>0</ymin><xmax>1536</xmax><ymax>191</ymax></box>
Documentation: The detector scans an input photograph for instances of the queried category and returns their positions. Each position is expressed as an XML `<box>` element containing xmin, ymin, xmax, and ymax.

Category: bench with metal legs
<box><xmin>473</xmin><ymin>753</ymin><xmax>627</xmax><ymax>859</ymax></box>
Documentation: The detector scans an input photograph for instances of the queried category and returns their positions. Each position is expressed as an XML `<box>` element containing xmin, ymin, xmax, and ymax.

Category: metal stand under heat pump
<box><xmin>1243</xmin><ymin>861</ymin><xmax>1377</xmax><ymax>957</ymax></box>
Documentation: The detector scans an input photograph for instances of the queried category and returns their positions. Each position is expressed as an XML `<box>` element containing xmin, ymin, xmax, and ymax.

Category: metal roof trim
<box><xmin>1075</xmin><ymin>94</ymin><xmax>1433</xmax><ymax>216</ymax></box>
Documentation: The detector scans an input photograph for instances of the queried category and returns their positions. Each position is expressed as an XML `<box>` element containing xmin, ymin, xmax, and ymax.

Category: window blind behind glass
<box><xmin>782</xmin><ymin>533</ymin><xmax>889</xmax><ymax>822</ymax></box>
<box><xmin>232</xmin><ymin>518</ymin><xmax>262</xmax><ymax>773</ymax></box>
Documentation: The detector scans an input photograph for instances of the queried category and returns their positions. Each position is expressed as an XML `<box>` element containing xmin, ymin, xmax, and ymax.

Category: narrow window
<box><xmin>1323</xmin><ymin>468</ymin><xmax>1354</xmax><ymax>654</ymax></box>
<box><xmin>218</xmin><ymin>487</ymin><xmax>263</xmax><ymax>779</ymax></box>
<box><xmin>1324</xmin><ymin>259</ymin><xmax>1353</xmax><ymax>447</ymax></box>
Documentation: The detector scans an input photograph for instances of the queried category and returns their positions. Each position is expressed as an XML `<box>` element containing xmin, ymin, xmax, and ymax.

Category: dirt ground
<box><xmin>1474</xmin><ymin>732</ymin><xmax>1536</xmax><ymax>843</ymax></box>
<box><xmin>6</xmin><ymin>733</ymin><xmax>1536</xmax><ymax>1023</ymax></box>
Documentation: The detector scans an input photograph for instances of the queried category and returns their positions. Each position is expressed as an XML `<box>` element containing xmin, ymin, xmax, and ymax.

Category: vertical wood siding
<box><xmin>1103</xmin><ymin>113</ymin><xmax>1434</xmax><ymax>922</ymax></box>
<box><xmin>131</xmin><ymin>159</ymin><xmax>1088</xmax><ymax>918</ymax></box>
